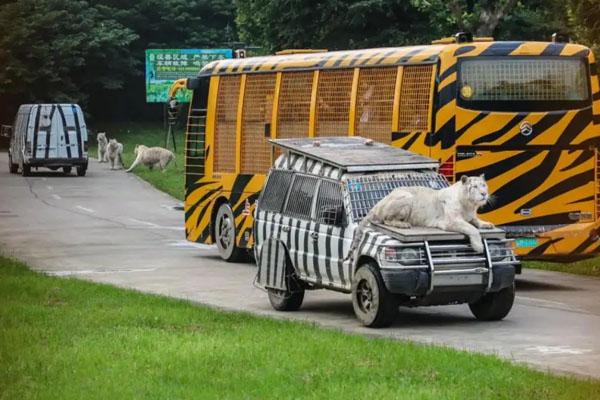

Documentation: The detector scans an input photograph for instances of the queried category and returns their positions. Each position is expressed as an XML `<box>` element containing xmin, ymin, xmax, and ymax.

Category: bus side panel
<box><xmin>184</xmin><ymin>173</ymin><xmax>265</xmax><ymax>247</ymax></box>
<box><xmin>592</xmin><ymin>60</ymin><xmax>600</xmax><ymax>126</ymax></box>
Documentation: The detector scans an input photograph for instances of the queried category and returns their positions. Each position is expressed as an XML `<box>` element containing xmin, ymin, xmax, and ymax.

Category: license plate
<box><xmin>515</xmin><ymin>238</ymin><xmax>539</xmax><ymax>248</ymax></box>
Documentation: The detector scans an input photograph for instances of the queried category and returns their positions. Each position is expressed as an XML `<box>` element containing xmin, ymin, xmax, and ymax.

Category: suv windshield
<box><xmin>458</xmin><ymin>57</ymin><xmax>591</xmax><ymax>111</ymax></box>
<box><xmin>346</xmin><ymin>171</ymin><xmax>448</xmax><ymax>222</ymax></box>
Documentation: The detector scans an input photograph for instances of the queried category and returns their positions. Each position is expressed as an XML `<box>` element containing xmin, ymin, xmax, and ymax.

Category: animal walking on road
<box><xmin>106</xmin><ymin>139</ymin><xmax>124</xmax><ymax>170</ymax></box>
<box><xmin>126</xmin><ymin>145</ymin><xmax>176</xmax><ymax>173</ymax></box>
<box><xmin>97</xmin><ymin>132</ymin><xmax>108</xmax><ymax>162</ymax></box>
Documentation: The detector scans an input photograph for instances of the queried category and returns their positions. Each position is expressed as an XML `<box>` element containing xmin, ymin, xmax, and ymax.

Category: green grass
<box><xmin>524</xmin><ymin>257</ymin><xmax>600</xmax><ymax>278</ymax></box>
<box><xmin>1</xmin><ymin>256</ymin><xmax>599</xmax><ymax>399</ymax></box>
<box><xmin>91</xmin><ymin>122</ymin><xmax>185</xmax><ymax>200</ymax></box>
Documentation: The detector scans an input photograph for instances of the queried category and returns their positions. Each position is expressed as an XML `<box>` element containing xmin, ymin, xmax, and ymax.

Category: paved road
<box><xmin>1</xmin><ymin>152</ymin><xmax>600</xmax><ymax>379</ymax></box>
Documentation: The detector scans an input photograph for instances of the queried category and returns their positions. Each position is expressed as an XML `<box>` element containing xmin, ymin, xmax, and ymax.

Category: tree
<box><xmin>569</xmin><ymin>0</ymin><xmax>600</xmax><ymax>54</ymax></box>
<box><xmin>0</xmin><ymin>0</ymin><xmax>138</xmax><ymax>121</ymax></box>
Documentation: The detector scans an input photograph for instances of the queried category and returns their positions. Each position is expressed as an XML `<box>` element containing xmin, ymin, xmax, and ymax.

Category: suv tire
<box><xmin>214</xmin><ymin>202</ymin><xmax>247</xmax><ymax>262</ymax></box>
<box><xmin>352</xmin><ymin>262</ymin><xmax>399</xmax><ymax>328</ymax></box>
<box><xmin>8</xmin><ymin>153</ymin><xmax>18</xmax><ymax>174</ymax></box>
<box><xmin>469</xmin><ymin>283</ymin><xmax>515</xmax><ymax>321</ymax></box>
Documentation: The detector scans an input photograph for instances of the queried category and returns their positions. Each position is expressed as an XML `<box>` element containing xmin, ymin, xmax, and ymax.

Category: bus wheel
<box><xmin>8</xmin><ymin>154</ymin><xmax>18</xmax><ymax>174</ymax></box>
<box><xmin>352</xmin><ymin>262</ymin><xmax>399</xmax><ymax>328</ymax></box>
<box><xmin>214</xmin><ymin>203</ymin><xmax>246</xmax><ymax>262</ymax></box>
<box><xmin>469</xmin><ymin>283</ymin><xmax>515</xmax><ymax>321</ymax></box>
<box><xmin>63</xmin><ymin>166</ymin><xmax>72</xmax><ymax>174</ymax></box>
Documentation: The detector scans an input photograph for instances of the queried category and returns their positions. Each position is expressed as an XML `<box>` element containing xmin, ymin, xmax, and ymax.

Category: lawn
<box><xmin>524</xmin><ymin>257</ymin><xmax>600</xmax><ymax>278</ymax></box>
<box><xmin>1</xmin><ymin>256</ymin><xmax>599</xmax><ymax>399</ymax></box>
<box><xmin>90</xmin><ymin>122</ymin><xmax>185</xmax><ymax>200</ymax></box>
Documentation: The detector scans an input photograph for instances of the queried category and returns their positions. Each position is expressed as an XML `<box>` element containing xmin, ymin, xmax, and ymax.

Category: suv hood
<box><xmin>371</xmin><ymin>223</ymin><xmax>506</xmax><ymax>243</ymax></box>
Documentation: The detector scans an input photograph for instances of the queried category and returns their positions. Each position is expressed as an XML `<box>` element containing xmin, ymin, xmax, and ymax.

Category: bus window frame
<box><xmin>456</xmin><ymin>56</ymin><xmax>593</xmax><ymax>112</ymax></box>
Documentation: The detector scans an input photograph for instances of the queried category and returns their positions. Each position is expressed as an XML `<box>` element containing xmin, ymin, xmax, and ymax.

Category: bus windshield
<box><xmin>458</xmin><ymin>57</ymin><xmax>591</xmax><ymax>111</ymax></box>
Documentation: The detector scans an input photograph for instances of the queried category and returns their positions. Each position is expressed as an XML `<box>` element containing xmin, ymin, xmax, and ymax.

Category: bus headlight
<box><xmin>381</xmin><ymin>246</ymin><xmax>425</xmax><ymax>266</ymax></box>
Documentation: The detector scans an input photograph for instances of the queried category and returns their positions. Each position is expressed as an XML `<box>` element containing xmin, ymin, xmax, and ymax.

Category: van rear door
<box><xmin>56</xmin><ymin>105</ymin><xmax>85</xmax><ymax>159</ymax></box>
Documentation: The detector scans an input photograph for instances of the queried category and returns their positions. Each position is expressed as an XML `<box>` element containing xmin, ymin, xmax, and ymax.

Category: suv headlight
<box><xmin>381</xmin><ymin>246</ymin><xmax>425</xmax><ymax>266</ymax></box>
<box><xmin>487</xmin><ymin>242</ymin><xmax>513</xmax><ymax>262</ymax></box>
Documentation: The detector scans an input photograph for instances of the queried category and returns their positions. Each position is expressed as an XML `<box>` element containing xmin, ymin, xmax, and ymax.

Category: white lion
<box><xmin>97</xmin><ymin>132</ymin><xmax>108</xmax><ymax>162</ymax></box>
<box><xmin>348</xmin><ymin>175</ymin><xmax>494</xmax><ymax>258</ymax></box>
<box><xmin>126</xmin><ymin>145</ymin><xmax>175</xmax><ymax>173</ymax></box>
<box><xmin>105</xmin><ymin>139</ymin><xmax>124</xmax><ymax>170</ymax></box>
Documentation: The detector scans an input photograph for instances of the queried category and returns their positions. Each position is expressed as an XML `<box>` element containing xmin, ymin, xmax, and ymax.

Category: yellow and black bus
<box><xmin>181</xmin><ymin>34</ymin><xmax>600</xmax><ymax>261</ymax></box>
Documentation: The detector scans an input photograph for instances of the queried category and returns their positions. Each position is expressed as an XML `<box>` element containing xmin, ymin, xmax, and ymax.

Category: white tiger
<box><xmin>126</xmin><ymin>144</ymin><xmax>175</xmax><ymax>173</ymax></box>
<box><xmin>348</xmin><ymin>175</ymin><xmax>493</xmax><ymax>260</ymax></box>
<box><xmin>105</xmin><ymin>139</ymin><xmax>124</xmax><ymax>170</ymax></box>
<box><xmin>97</xmin><ymin>132</ymin><xmax>108</xmax><ymax>162</ymax></box>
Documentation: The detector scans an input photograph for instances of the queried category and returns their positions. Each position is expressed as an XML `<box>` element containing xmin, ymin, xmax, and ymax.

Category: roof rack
<box><xmin>269</xmin><ymin>137</ymin><xmax>439</xmax><ymax>173</ymax></box>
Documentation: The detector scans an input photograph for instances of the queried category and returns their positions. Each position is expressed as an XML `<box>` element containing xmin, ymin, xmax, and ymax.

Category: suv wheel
<box><xmin>469</xmin><ymin>283</ymin><xmax>515</xmax><ymax>321</ymax></box>
<box><xmin>21</xmin><ymin>163</ymin><xmax>31</xmax><ymax>177</ymax></box>
<box><xmin>268</xmin><ymin>286</ymin><xmax>305</xmax><ymax>311</ymax></box>
<box><xmin>351</xmin><ymin>262</ymin><xmax>399</xmax><ymax>328</ymax></box>
<box><xmin>8</xmin><ymin>153</ymin><xmax>18</xmax><ymax>174</ymax></box>
<box><xmin>214</xmin><ymin>202</ymin><xmax>246</xmax><ymax>262</ymax></box>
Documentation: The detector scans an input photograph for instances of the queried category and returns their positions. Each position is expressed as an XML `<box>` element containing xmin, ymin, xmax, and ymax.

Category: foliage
<box><xmin>525</xmin><ymin>257</ymin><xmax>600</xmax><ymax>277</ymax></box>
<box><xmin>2</xmin><ymin>255</ymin><xmax>600</xmax><ymax>399</ymax></box>
<box><xmin>569</xmin><ymin>0</ymin><xmax>600</xmax><ymax>55</ymax></box>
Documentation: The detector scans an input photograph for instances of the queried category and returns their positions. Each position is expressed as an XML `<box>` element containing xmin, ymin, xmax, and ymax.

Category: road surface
<box><xmin>1</xmin><ymin>152</ymin><xmax>599</xmax><ymax>379</ymax></box>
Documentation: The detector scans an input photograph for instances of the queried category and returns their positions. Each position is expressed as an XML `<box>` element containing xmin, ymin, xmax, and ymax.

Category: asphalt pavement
<box><xmin>1</xmin><ymin>152</ymin><xmax>599</xmax><ymax>379</ymax></box>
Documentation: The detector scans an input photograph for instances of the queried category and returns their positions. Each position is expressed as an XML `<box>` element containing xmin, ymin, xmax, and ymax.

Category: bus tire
<box><xmin>63</xmin><ymin>166</ymin><xmax>72</xmax><ymax>174</ymax></box>
<box><xmin>8</xmin><ymin>153</ymin><xmax>18</xmax><ymax>174</ymax></box>
<box><xmin>351</xmin><ymin>262</ymin><xmax>399</xmax><ymax>328</ymax></box>
<box><xmin>214</xmin><ymin>202</ymin><xmax>247</xmax><ymax>262</ymax></box>
<box><xmin>469</xmin><ymin>283</ymin><xmax>515</xmax><ymax>321</ymax></box>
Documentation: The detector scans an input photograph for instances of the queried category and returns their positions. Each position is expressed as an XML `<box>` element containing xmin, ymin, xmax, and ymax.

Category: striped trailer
<box><xmin>8</xmin><ymin>104</ymin><xmax>89</xmax><ymax>176</ymax></box>
<box><xmin>253</xmin><ymin>137</ymin><xmax>519</xmax><ymax>328</ymax></box>
<box><xmin>182</xmin><ymin>33</ymin><xmax>600</xmax><ymax>262</ymax></box>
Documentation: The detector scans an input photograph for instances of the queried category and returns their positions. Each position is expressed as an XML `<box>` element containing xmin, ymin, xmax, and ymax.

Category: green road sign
<box><xmin>145</xmin><ymin>49</ymin><xmax>232</xmax><ymax>103</ymax></box>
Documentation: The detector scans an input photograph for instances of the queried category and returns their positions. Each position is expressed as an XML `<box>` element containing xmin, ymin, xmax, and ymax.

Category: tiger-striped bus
<box><xmin>180</xmin><ymin>33</ymin><xmax>600</xmax><ymax>262</ymax></box>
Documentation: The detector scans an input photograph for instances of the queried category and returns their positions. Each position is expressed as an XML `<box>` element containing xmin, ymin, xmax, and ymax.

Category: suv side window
<box><xmin>259</xmin><ymin>170</ymin><xmax>293</xmax><ymax>212</ymax></box>
<box><xmin>284</xmin><ymin>175</ymin><xmax>318</xmax><ymax>219</ymax></box>
<box><xmin>315</xmin><ymin>180</ymin><xmax>345</xmax><ymax>226</ymax></box>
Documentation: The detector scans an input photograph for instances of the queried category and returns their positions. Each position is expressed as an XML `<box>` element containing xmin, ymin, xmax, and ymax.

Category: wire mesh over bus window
<box><xmin>355</xmin><ymin>67</ymin><xmax>397</xmax><ymax>143</ymax></box>
<box><xmin>459</xmin><ymin>58</ymin><xmax>589</xmax><ymax>102</ymax></box>
<box><xmin>214</xmin><ymin>75</ymin><xmax>240</xmax><ymax>173</ymax></box>
<box><xmin>346</xmin><ymin>172</ymin><xmax>449</xmax><ymax>221</ymax></box>
<box><xmin>277</xmin><ymin>72</ymin><xmax>313</xmax><ymax>138</ymax></box>
<box><xmin>316</xmin><ymin>69</ymin><xmax>354</xmax><ymax>137</ymax></box>
<box><xmin>315</xmin><ymin>180</ymin><xmax>345</xmax><ymax>226</ymax></box>
<box><xmin>398</xmin><ymin>65</ymin><xmax>434</xmax><ymax>131</ymax></box>
<box><xmin>259</xmin><ymin>170</ymin><xmax>293</xmax><ymax>212</ymax></box>
<box><xmin>241</xmin><ymin>74</ymin><xmax>276</xmax><ymax>174</ymax></box>
<box><xmin>284</xmin><ymin>175</ymin><xmax>318</xmax><ymax>220</ymax></box>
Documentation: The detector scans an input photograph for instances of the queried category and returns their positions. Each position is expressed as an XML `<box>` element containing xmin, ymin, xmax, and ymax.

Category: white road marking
<box><xmin>46</xmin><ymin>267</ymin><xmax>158</xmax><ymax>276</ymax></box>
<box><xmin>168</xmin><ymin>240</ymin><xmax>215</xmax><ymax>250</ymax></box>
<box><xmin>51</xmin><ymin>194</ymin><xmax>61</xmax><ymax>200</ymax></box>
<box><xmin>161</xmin><ymin>204</ymin><xmax>184</xmax><ymax>211</ymax></box>
<box><xmin>76</xmin><ymin>206</ymin><xmax>95</xmax><ymax>213</ymax></box>
<box><xmin>517</xmin><ymin>296</ymin><xmax>570</xmax><ymax>307</ymax></box>
<box><xmin>128</xmin><ymin>218</ymin><xmax>184</xmax><ymax>231</ymax></box>
<box><xmin>526</xmin><ymin>345</ymin><xmax>593</xmax><ymax>355</ymax></box>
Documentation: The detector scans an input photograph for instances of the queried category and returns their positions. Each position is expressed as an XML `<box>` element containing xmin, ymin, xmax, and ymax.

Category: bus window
<box><xmin>214</xmin><ymin>75</ymin><xmax>241</xmax><ymax>173</ymax></box>
<box><xmin>241</xmin><ymin>74</ymin><xmax>276</xmax><ymax>174</ymax></box>
<box><xmin>277</xmin><ymin>72</ymin><xmax>313</xmax><ymax>139</ymax></box>
<box><xmin>355</xmin><ymin>67</ymin><xmax>397</xmax><ymax>143</ymax></box>
<box><xmin>398</xmin><ymin>65</ymin><xmax>434</xmax><ymax>131</ymax></box>
<box><xmin>316</xmin><ymin>69</ymin><xmax>354</xmax><ymax>136</ymax></box>
<box><xmin>458</xmin><ymin>58</ymin><xmax>591</xmax><ymax>112</ymax></box>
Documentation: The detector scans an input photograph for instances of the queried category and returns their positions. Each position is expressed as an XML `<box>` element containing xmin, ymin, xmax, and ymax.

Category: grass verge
<box><xmin>90</xmin><ymin>122</ymin><xmax>184</xmax><ymax>200</ymax></box>
<box><xmin>1</xmin><ymin>256</ymin><xmax>599</xmax><ymax>399</ymax></box>
<box><xmin>524</xmin><ymin>257</ymin><xmax>600</xmax><ymax>278</ymax></box>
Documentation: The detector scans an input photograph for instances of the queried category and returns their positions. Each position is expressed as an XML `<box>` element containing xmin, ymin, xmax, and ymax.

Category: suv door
<box><xmin>283</xmin><ymin>175</ymin><xmax>319</xmax><ymax>280</ymax></box>
<box><xmin>313</xmin><ymin>179</ymin><xmax>349</xmax><ymax>288</ymax></box>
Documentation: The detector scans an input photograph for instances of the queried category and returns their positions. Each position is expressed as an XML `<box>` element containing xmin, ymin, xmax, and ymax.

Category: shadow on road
<box><xmin>516</xmin><ymin>278</ymin><xmax>576</xmax><ymax>292</ymax></box>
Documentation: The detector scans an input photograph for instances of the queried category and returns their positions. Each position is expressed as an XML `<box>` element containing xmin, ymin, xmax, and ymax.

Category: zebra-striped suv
<box><xmin>254</xmin><ymin>137</ymin><xmax>519</xmax><ymax>328</ymax></box>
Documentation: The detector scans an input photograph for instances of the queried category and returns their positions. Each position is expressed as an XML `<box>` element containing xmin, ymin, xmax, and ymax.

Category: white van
<box><xmin>8</xmin><ymin>104</ymin><xmax>88</xmax><ymax>176</ymax></box>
